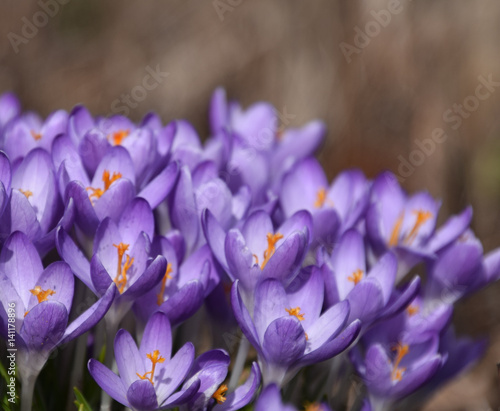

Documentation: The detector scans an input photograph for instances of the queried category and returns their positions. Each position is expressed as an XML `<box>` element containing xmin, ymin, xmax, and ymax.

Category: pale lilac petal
<box><xmin>305</xmin><ymin>301</ymin><xmax>350</xmax><ymax>352</ymax></box>
<box><xmin>32</xmin><ymin>262</ymin><xmax>74</xmax><ymax>313</ymax></box>
<box><xmin>118</xmin><ymin>198</ymin><xmax>154</xmax><ymax>245</ymax></box>
<box><xmin>262</xmin><ymin>316</ymin><xmax>306</xmax><ymax>366</ymax></box>
<box><xmin>425</xmin><ymin>206</ymin><xmax>472</xmax><ymax>253</ymax></box>
<box><xmin>138</xmin><ymin>161</ymin><xmax>179</xmax><ymax>209</ymax></box>
<box><xmin>88</xmin><ymin>359</ymin><xmax>129</xmax><ymax>407</ymax></box>
<box><xmin>254</xmin><ymin>279</ymin><xmax>288</xmax><ymax>343</ymax></box>
<box><xmin>114</xmin><ymin>329</ymin><xmax>145</xmax><ymax>387</ymax></box>
<box><xmin>127</xmin><ymin>380</ymin><xmax>158</xmax><ymax>410</ymax></box>
<box><xmin>214</xmin><ymin>362</ymin><xmax>261</xmax><ymax>411</ymax></box>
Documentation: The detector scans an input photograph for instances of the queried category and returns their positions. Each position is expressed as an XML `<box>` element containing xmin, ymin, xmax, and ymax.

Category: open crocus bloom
<box><xmin>321</xmin><ymin>229</ymin><xmax>420</xmax><ymax>328</ymax></box>
<box><xmin>232</xmin><ymin>269</ymin><xmax>360</xmax><ymax>386</ymax></box>
<box><xmin>280</xmin><ymin>157</ymin><xmax>369</xmax><ymax>245</ymax></box>
<box><xmin>88</xmin><ymin>312</ymin><xmax>199</xmax><ymax>411</ymax></box>
<box><xmin>0</xmin><ymin>231</ymin><xmax>115</xmax><ymax>384</ymax></box>
<box><xmin>366</xmin><ymin>171</ymin><xmax>473</xmax><ymax>280</ymax></box>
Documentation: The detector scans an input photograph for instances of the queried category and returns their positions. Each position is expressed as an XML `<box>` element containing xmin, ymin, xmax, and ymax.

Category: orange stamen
<box><xmin>304</xmin><ymin>403</ymin><xmax>322</xmax><ymax>411</ymax></box>
<box><xmin>391</xmin><ymin>342</ymin><xmax>409</xmax><ymax>382</ymax></box>
<box><xmin>30</xmin><ymin>130</ymin><xmax>42</xmax><ymax>141</ymax></box>
<box><xmin>407</xmin><ymin>304</ymin><xmax>419</xmax><ymax>317</ymax></box>
<box><xmin>109</xmin><ymin>129</ymin><xmax>130</xmax><ymax>146</ymax></box>
<box><xmin>261</xmin><ymin>232</ymin><xmax>283</xmax><ymax>269</ymax></box>
<box><xmin>113</xmin><ymin>243</ymin><xmax>133</xmax><ymax>294</ymax></box>
<box><xmin>29</xmin><ymin>285</ymin><xmax>56</xmax><ymax>303</ymax></box>
<box><xmin>348</xmin><ymin>269</ymin><xmax>363</xmax><ymax>285</ymax></box>
<box><xmin>87</xmin><ymin>170</ymin><xmax>122</xmax><ymax>203</ymax></box>
<box><xmin>136</xmin><ymin>350</ymin><xmax>165</xmax><ymax>385</ymax></box>
<box><xmin>389</xmin><ymin>213</ymin><xmax>404</xmax><ymax>247</ymax></box>
<box><xmin>19</xmin><ymin>189</ymin><xmax>33</xmax><ymax>199</ymax></box>
<box><xmin>313</xmin><ymin>187</ymin><xmax>333</xmax><ymax>208</ymax></box>
<box><xmin>156</xmin><ymin>263</ymin><xmax>173</xmax><ymax>306</ymax></box>
<box><xmin>212</xmin><ymin>384</ymin><xmax>228</xmax><ymax>404</ymax></box>
<box><xmin>404</xmin><ymin>210</ymin><xmax>432</xmax><ymax>244</ymax></box>
<box><xmin>286</xmin><ymin>306</ymin><xmax>305</xmax><ymax>321</ymax></box>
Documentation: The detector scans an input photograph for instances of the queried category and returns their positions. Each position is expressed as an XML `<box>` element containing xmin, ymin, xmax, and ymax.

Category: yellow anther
<box><xmin>136</xmin><ymin>350</ymin><xmax>165</xmax><ymax>385</ymax></box>
<box><xmin>30</xmin><ymin>130</ymin><xmax>42</xmax><ymax>141</ymax></box>
<box><xmin>29</xmin><ymin>285</ymin><xmax>56</xmax><ymax>303</ymax></box>
<box><xmin>156</xmin><ymin>263</ymin><xmax>173</xmax><ymax>306</ymax></box>
<box><xmin>87</xmin><ymin>170</ymin><xmax>122</xmax><ymax>203</ymax></box>
<box><xmin>286</xmin><ymin>306</ymin><xmax>305</xmax><ymax>321</ymax></box>
<box><xmin>212</xmin><ymin>384</ymin><xmax>228</xmax><ymax>404</ymax></box>
<box><xmin>19</xmin><ymin>189</ymin><xmax>33</xmax><ymax>199</ymax></box>
<box><xmin>109</xmin><ymin>129</ymin><xmax>130</xmax><ymax>146</ymax></box>
<box><xmin>313</xmin><ymin>187</ymin><xmax>334</xmax><ymax>209</ymax></box>
<box><xmin>391</xmin><ymin>342</ymin><xmax>409</xmax><ymax>382</ymax></box>
<box><xmin>348</xmin><ymin>269</ymin><xmax>363</xmax><ymax>285</ymax></box>
<box><xmin>404</xmin><ymin>210</ymin><xmax>432</xmax><ymax>244</ymax></box>
<box><xmin>260</xmin><ymin>232</ymin><xmax>284</xmax><ymax>269</ymax></box>
<box><xmin>407</xmin><ymin>304</ymin><xmax>419</xmax><ymax>317</ymax></box>
<box><xmin>113</xmin><ymin>242</ymin><xmax>133</xmax><ymax>294</ymax></box>
<box><xmin>388</xmin><ymin>213</ymin><xmax>404</xmax><ymax>247</ymax></box>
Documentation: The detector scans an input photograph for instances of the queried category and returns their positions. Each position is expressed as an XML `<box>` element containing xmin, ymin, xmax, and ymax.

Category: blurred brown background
<box><xmin>1</xmin><ymin>1</ymin><xmax>500</xmax><ymax>409</ymax></box>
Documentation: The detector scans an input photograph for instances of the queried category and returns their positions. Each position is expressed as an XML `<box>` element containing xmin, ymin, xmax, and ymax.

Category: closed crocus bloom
<box><xmin>321</xmin><ymin>229</ymin><xmax>420</xmax><ymax>329</ymax></box>
<box><xmin>366</xmin><ymin>171</ymin><xmax>474</xmax><ymax>280</ymax></box>
<box><xmin>203</xmin><ymin>208</ymin><xmax>312</xmax><ymax>306</ymax></box>
<box><xmin>2</xmin><ymin>109</ymin><xmax>67</xmax><ymax>162</ymax></box>
<box><xmin>0</xmin><ymin>148</ymin><xmax>68</xmax><ymax>255</ymax></box>
<box><xmin>232</xmin><ymin>269</ymin><xmax>360</xmax><ymax>386</ymax></box>
<box><xmin>88</xmin><ymin>312</ymin><xmax>199</xmax><ymax>411</ymax></box>
<box><xmin>281</xmin><ymin>157</ymin><xmax>369</xmax><ymax>245</ymax></box>
<box><xmin>0</xmin><ymin>231</ymin><xmax>115</xmax><ymax>410</ymax></box>
<box><xmin>178</xmin><ymin>350</ymin><xmax>261</xmax><ymax>411</ymax></box>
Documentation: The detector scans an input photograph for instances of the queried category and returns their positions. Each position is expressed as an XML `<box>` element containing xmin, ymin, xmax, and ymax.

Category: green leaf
<box><xmin>73</xmin><ymin>387</ymin><xmax>92</xmax><ymax>411</ymax></box>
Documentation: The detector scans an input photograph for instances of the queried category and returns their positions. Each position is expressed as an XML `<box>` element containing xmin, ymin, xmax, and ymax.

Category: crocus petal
<box><xmin>401</xmin><ymin>192</ymin><xmax>440</xmax><ymax>246</ymax></box>
<box><xmin>115</xmin><ymin>329</ymin><xmax>145</xmax><ymax>388</ymax></box>
<box><xmin>60</xmin><ymin>284</ymin><xmax>116</xmax><ymax>345</ymax></box>
<box><xmin>305</xmin><ymin>300</ymin><xmax>350</xmax><ymax>352</ymax></box>
<box><xmin>0</xmin><ymin>231</ymin><xmax>43</xmax><ymax>307</ymax></box>
<box><xmin>202</xmin><ymin>208</ymin><xmax>229</xmax><ymax>272</ymax></box>
<box><xmin>138</xmin><ymin>161</ymin><xmax>179</xmax><ymax>209</ymax></box>
<box><xmin>230</xmin><ymin>281</ymin><xmax>260</xmax><ymax>351</ymax></box>
<box><xmin>330</xmin><ymin>229</ymin><xmax>366</xmax><ymax>300</ymax></box>
<box><xmin>127</xmin><ymin>380</ymin><xmax>158</xmax><ymax>410</ymax></box>
<box><xmin>254</xmin><ymin>279</ymin><xmax>288</xmax><ymax>343</ymax></box>
<box><xmin>232</xmin><ymin>102</ymin><xmax>277</xmax><ymax>151</ymax></box>
<box><xmin>0</xmin><ymin>190</ymin><xmax>42</xmax><ymax>242</ymax></box>
<box><xmin>241</xmin><ymin>210</ymin><xmax>274</xmax><ymax>258</ymax></box>
<box><xmin>278</xmin><ymin>210</ymin><xmax>313</xmax><ymax>244</ymax></box>
<box><xmin>296</xmin><ymin>320</ymin><xmax>360</xmax><ymax>367</ymax></box>
<box><xmin>93</xmin><ymin>179</ymin><xmax>136</xmax><ymax>223</ymax></box>
<box><xmin>32</xmin><ymin>261</ymin><xmax>74</xmax><ymax>313</ymax></box>
<box><xmin>367</xmin><ymin>252</ymin><xmax>397</xmax><ymax>306</ymax></box>
<box><xmin>78</xmin><ymin>130</ymin><xmax>110</xmax><ymax>176</ymax></box>
<box><xmin>424</xmin><ymin>206</ymin><xmax>472</xmax><ymax>253</ymax></box>
<box><xmin>381</xmin><ymin>277</ymin><xmax>421</xmax><ymax>319</ymax></box>
<box><xmin>55</xmin><ymin>227</ymin><xmax>94</xmax><ymax>292</ymax></box>
<box><xmin>159</xmin><ymin>280</ymin><xmax>205</xmax><ymax>327</ymax></box>
<box><xmin>139</xmin><ymin>312</ymin><xmax>172</xmax><ymax>372</ymax></box>
<box><xmin>90</xmin><ymin>254</ymin><xmax>113</xmax><ymax>296</ymax></box>
<box><xmin>91</xmin><ymin>145</ymin><xmax>135</xmax><ymax>187</ymax></box>
<box><xmin>121</xmin><ymin>256</ymin><xmax>167</xmax><ymax>300</ymax></box>
<box><xmin>262</xmin><ymin>316</ymin><xmax>306</xmax><ymax>366</ymax></box>
<box><xmin>254</xmin><ymin>384</ymin><xmax>296</xmax><ymax>411</ymax></box>
<box><xmin>68</xmin><ymin>105</ymin><xmax>94</xmax><ymax>145</ymax></box>
<box><xmin>156</xmin><ymin>342</ymin><xmax>196</xmax><ymax>405</ymax></box>
<box><xmin>161</xmin><ymin>378</ymin><xmax>200</xmax><ymax>408</ymax></box>
<box><xmin>225</xmin><ymin>229</ymin><xmax>253</xmax><ymax>284</ymax></box>
<box><xmin>65</xmin><ymin>181</ymin><xmax>99</xmax><ymax>237</ymax></box>
<box><xmin>118</xmin><ymin>198</ymin><xmax>154</xmax><ymax>245</ymax></box>
<box><xmin>88</xmin><ymin>359</ymin><xmax>129</xmax><ymax>407</ymax></box>
<box><xmin>346</xmin><ymin>279</ymin><xmax>384</xmax><ymax>324</ymax></box>
<box><xmin>209</xmin><ymin>87</ymin><xmax>228</xmax><ymax>135</ymax></box>
<box><xmin>21</xmin><ymin>301</ymin><xmax>68</xmax><ymax>353</ymax></box>
<box><xmin>214</xmin><ymin>362</ymin><xmax>261</xmax><ymax>411</ymax></box>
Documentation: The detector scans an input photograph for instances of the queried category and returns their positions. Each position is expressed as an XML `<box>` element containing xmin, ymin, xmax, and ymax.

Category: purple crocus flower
<box><xmin>0</xmin><ymin>148</ymin><xmax>67</xmax><ymax>255</ymax></box>
<box><xmin>203</xmin><ymin>208</ymin><xmax>312</xmax><ymax>305</ymax></box>
<box><xmin>280</xmin><ymin>157</ymin><xmax>369</xmax><ymax>244</ymax></box>
<box><xmin>168</xmin><ymin>163</ymin><xmax>250</xmax><ymax>256</ymax></box>
<box><xmin>88</xmin><ymin>312</ymin><xmax>199</xmax><ymax>410</ymax></box>
<box><xmin>254</xmin><ymin>384</ymin><xmax>332</xmax><ymax>411</ymax></box>
<box><xmin>0</xmin><ymin>231</ymin><xmax>115</xmax><ymax>406</ymax></box>
<box><xmin>179</xmin><ymin>349</ymin><xmax>261</xmax><ymax>411</ymax></box>
<box><xmin>2</xmin><ymin>109</ymin><xmax>67</xmax><ymax>162</ymax></box>
<box><xmin>134</xmin><ymin>236</ymin><xmax>220</xmax><ymax>327</ymax></box>
<box><xmin>320</xmin><ymin>229</ymin><xmax>420</xmax><ymax>328</ymax></box>
<box><xmin>53</xmin><ymin>135</ymin><xmax>178</xmax><ymax>238</ymax></box>
<box><xmin>232</xmin><ymin>268</ymin><xmax>360</xmax><ymax>386</ymax></box>
<box><xmin>350</xmin><ymin>317</ymin><xmax>442</xmax><ymax>409</ymax></box>
<box><xmin>425</xmin><ymin>229</ymin><xmax>500</xmax><ymax>303</ymax></box>
<box><xmin>366</xmin><ymin>171</ymin><xmax>472</xmax><ymax>280</ymax></box>
<box><xmin>56</xmin><ymin>198</ymin><xmax>167</xmax><ymax>327</ymax></box>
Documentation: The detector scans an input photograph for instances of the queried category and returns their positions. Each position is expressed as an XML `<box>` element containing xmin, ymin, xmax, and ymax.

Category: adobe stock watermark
<box><xmin>395</xmin><ymin>74</ymin><xmax>500</xmax><ymax>182</ymax></box>
<box><xmin>212</xmin><ymin>0</ymin><xmax>244</xmax><ymax>22</ymax></box>
<box><xmin>7</xmin><ymin>0</ymin><xmax>72</xmax><ymax>54</ymax></box>
<box><xmin>6</xmin><ymin>302</ymin><xmax>17</xmax><ymax>405</ymax></box>
<box><xmin>107</xmin><ymin>65</ymin><xmax>169</xmax><ymax>117</ymax></box>
<box><xmin>340</xmin><ymin>0</ymin><xmax>412</xmax><ymax>63</ymax></box>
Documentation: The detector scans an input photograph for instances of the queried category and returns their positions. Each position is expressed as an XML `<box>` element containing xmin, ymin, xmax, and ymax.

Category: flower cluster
<box><xmin>0</xmin><ymin>88</ymin><xmax>498</xmax><ymax>411</ymax></box>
